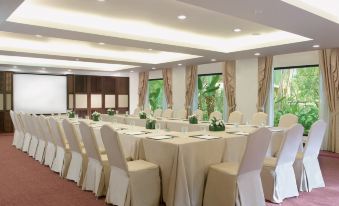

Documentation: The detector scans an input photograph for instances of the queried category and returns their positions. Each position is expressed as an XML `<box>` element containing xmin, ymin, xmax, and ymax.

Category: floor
<box><xmin>1</xmin><ymin>133</ymin><xmax>338</xmax><ymax>206</ymax></box>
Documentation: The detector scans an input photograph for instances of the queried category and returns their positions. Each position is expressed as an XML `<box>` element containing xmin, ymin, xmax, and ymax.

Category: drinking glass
<box><xmin>181</xmin><ymin>126</ymin><xmax>188</xmax><ymax>134</ymax></box>
<box><xmin>155</xmin><ymin>123</ymin><xmax>161</xmax><ymax>132</ymax></box>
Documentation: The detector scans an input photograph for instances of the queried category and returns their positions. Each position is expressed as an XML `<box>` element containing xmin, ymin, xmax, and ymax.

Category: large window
<box><xmin>148</xmin><ymin>79</ymin><xmax>164</xmax><ymax>111</ymax></box>
<box><xmin>273</xmin><ymin>65</ymin><xmax>320</xmax><ymax>134</ymax></box>
<box><xmin>197</xmin><ymin>74</ymin><xmax>225</xmax><ymax>120</ymax></box>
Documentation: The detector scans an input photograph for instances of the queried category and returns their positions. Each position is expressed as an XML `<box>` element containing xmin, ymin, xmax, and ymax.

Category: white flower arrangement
<box><xmin>91</xmin><ymin>111</ymin><xmax>101</xmax><ymax>121</ymax></box>
<box><xmin>139</xmin><ymin>111</ymin><xmax>146</xmax><ymax>116</ymax></box>
<box><xmin>188</xmin><ymin>114</ymin><xmax>197</xmax><ymax>119</ymax></box>
<box><xmin>209</xmin><ymin>117</ymin><xmax>225</xmax><ymax>131</ymax></box>
<box><xmin>107</xmin><ymin>108</ymin><xmax>115</xmax><ymax>115</ymax></box>
<box><xmin>146</xmin><ymin>115</ymin><xmax>156</xmax><ymax>123</ymax></box>
<box><xmin>67</xmin><ymin>110</ymin><xmax>75</xmax><ymax>118</ymax></box>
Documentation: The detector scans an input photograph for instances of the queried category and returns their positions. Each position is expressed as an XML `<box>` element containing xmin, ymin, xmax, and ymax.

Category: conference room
<box><xmin>0</xmin><ymin>0</ymin><xmax>338</xmax><ymax>206</ymax></box>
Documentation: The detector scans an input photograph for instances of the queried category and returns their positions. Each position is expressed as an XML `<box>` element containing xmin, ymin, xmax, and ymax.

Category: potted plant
<box><xmin>188</xmin><ymin>114</ymin><xmax>198</xmax><ymax>124</ymax></box>
<box><xmin>139</xmin><ymin>111</ymin><xmax>147</xmax><ymax>119</ymax></box>
<box><xmin>107</xmin><ymin>108</ymin><xmax>115</xmax><ymax>116</ymax></box>
<box><xmin>146</xmin><ymin>115</ymin><xmax>156</xmax><ymax>129</ymax></box>
<box><xmin>209</xmin><ymin>117</ymin><xmax>225</xmax><ymax>131</ymax></box>
<box><xmin>91</xmin><ymin>111</ymin><xmax>101</xmax><ymax>122</ymax></box>
<box><xmin>67</xmin><ymin>110</ymin><xmax>75</xmax><ymax>118</ymax></box>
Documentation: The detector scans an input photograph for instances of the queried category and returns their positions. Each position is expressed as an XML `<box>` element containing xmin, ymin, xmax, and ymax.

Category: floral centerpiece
<box><xmin>67</xmin><ymin>110</ymin><xmax>75</xmax><ymax>118</ymax></box>
<box><xmin>188</xmin><ymin>114</ymin><xmax>198</xmax><ymax>124</ymax></box>
<box><xmin>209</xmin><ymin>117</ymin><xmax>225</xmax><ymax>131</ymax></box>
<box><xmin>139</xmin><ymin>111</ymin><xmax>147</xmax><ymax>119</ymax></box>
<box><xmin>146</xmin><ymin>115</ymin><xmax>156</xmax><ymax>129</ymax></box>
<box><xmin>107</xmin><ymin>108</ymin><xmax>115</xmax><ymax>116</ymax></box>
<box><xmin>91</xmin><ymin>111</ymin><xmax>101</xmax><ymax>122</ymax></box>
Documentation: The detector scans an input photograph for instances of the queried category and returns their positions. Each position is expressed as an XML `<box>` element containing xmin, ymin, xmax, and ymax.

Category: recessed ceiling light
<box><xmin>233</xmin><ymin>28</ymin><xmax>242</xmax><ymax>32</ymax></box>
<box><xmin>312</xmin><ymin>44</ymin><xmax>320</xmax><ymax>48</ymax></box>
<box><xmin>41</xmin><ymin>67</ymin><xmax>46</xmax><ymax>70</ymax></box>
<box><xmin>177</xmin><ymin>15</ymin><xmax>187</xmax><ymax>20</ymax></box>
<box><xmin>211</xmin><ymin>59</ymin><xmax>216</xmax><ymax>62</ymax></box>
<box><xmin>97</xmin><ymin>0</ymin><xmax>105</xmax><ymax>2</ymax></box>
<box><xmin>98</xmin><ymin>42</ymin><xmax>105</xmax><ymax>45</ymax></box>
<box><xmin>75</xmin><ymin>58</ymin><xmax>79</xmax><ymax>61</ymax></box>
<box><xmin>254</xmin><ymin>52</ymin><xmax>261</xmax><ymax>56</ymax></box>
<box><xmin>68</xmin><ymin>69</ymin><xmax>72</xmax><ymax>72</ymax></box>
<box><xmin>151</xmin><ymin>67</ymin><xmax>156</xmax><ymax>70</ymax></box>
<box><xmin>35</xmin><ymin>34</ymin><xmax>42</xmax><ymax>38</ymax></box>
<box><xmin>178</xmin><ymin>63</ymin><xmax>182</xmax><ymax>66</ymax></box>
<box><xmin>148</xmin><ymin>48</ymin><xmax>153</xmax><ymax>51</ymax></box>
<box><xmin>130</xmin><ymin>70</ymin><xmax>134</xmax><ymax>73</ymax></box>
<box><xmin>13</xmin><ymin>65</ymin><xmax>17</xmax><ymax>68</ymax></box>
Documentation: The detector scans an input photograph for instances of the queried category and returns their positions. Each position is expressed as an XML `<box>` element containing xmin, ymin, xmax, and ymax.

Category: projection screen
<box><xmin>13</xmin><ymin>74</ymin><xmax>67</xmax><ymax>114</ymax></box>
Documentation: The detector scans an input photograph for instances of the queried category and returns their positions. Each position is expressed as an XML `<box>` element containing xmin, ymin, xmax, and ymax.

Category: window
<box><xmin>148</xmin><ymin>79</ymin><xmax>164</xmax><ymax>111</ymax></box>
<box><xmin>273</xmin><ymin>65</ymin><xmax>320</xmax><ymax>134</ymax></box>
<box><xmin>197</xmin><ymin>73</ymin><xmax>225</xmax><ymax>120</ymax></box>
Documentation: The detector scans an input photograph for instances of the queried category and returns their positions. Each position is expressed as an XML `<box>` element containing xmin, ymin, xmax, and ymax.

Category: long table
<box><xmin>67</xmin><ymin>116</ymin><xmax>284</xmax><ymax>206</ymax></box>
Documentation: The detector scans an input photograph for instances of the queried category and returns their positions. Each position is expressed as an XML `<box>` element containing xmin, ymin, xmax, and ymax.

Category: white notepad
<box><xmin>124</xmin><ymin>131</ymin><xmax>146</xmax><ymax>135</ymax></box>
<box><xmin>191</xmin><ymin>135</ymin><xmax>220</xmax><ymax>140</ymax></box>
<box><xmin>147</xmin><ymin>135</ymin><xmax>173</xmax><ymax>140</ymax></box>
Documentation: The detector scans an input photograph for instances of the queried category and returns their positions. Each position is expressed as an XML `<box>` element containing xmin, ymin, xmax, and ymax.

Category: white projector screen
<box><xmin>13</xmin><ymin>74</ymin><xmax>67</xmax><ymax>114</ymax></box>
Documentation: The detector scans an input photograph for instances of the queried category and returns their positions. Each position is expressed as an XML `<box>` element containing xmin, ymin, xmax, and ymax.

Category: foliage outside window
<box><xmin>198</xmin><ymin>74</ymin><xmax>225</xmax><ymax>120</ymax></box>
<box><xmin>148</xmin><ymin>79</ymin><xmax>164</xmax><ymax>111</ymax></box>
<box><xmin>273</xmin><ymin>65</ymin><xmax>320</xmax><ymax>134</ymax></box>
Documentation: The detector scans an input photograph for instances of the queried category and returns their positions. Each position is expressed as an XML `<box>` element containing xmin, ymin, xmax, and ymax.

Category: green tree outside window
<box><xmin>148</xmin><ymin>79</ymin><xmax>164</xmax><ymax>111</ymax></box>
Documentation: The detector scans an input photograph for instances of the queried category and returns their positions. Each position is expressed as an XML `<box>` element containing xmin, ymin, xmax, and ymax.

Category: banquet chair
<box><xmin>13</xmin><ymin>112</ymin><xmax>26</xmax><ymax>150</ymax></box>
<box><xmin>49</xmin><ymin>117</ymin><xmax>71</xmax><ymax>177</ymax></box>
<box><xmin>162</xmin><ymin>109</ymin><xmax>173</xmax><ymax>118</ymax></box>
<box><xmin>21</xmin><ymin>113</ymin><xmax>33</xmax><ymax>152</ymax></box>
<box><xmin>133</xmin><ymin>107</ymin><xmax>141</xmax><ymax>116</ymax></box>
<box><xmin>228</xmin><ymin>111</ymin><xmax>244</xmax><ymax>124</ymax></box>
<box><xmin>194</xmin><ymin>109</ymin><xmax>204</xmax><ymax>121</ymax></box>
<box><xmin>27</xmin><ymin>115</ymin><xmax>39</xmax><ymax>157</ymax></box>
<box><xmin>203</xmin><ymin>128</ymin><xmax>272</xmax><ymax>206</ymax></box>
<box><xmin>79</xmin><ymin>121</ymin><xmax>109</xmax><ymax>197</ymax></box>
<box><xmin>261</xmin><ymin>124</ymin><xmax>304</xmax><ymax>203</ymax></box>
<box><xmin>154</xmin><ymin>109</ymin><xmax>162</xmax><ymax>118</ymax></box>
<box><xmin>174</xmin><ymin>109</ymin><xmax>187</xmax><ymax>119</ymax></box>
<box><xmin>101</xmin><ymin>125</ymin><xmax>161</xmax><ymax>206</ymax></box>
<box><xmin>278</xmin><ymin>114</ymin><xmax>298</xmax><ymax>128</ymax></box>
<box><xmin>62</xmin><ymin>119</ymin><xmax>88</xmax><ymax>186</ymax></box>
<box><xmin>251</xmin><ymin>112</ymin><xmax>268</xmax><ymax>126</ymax></box>
<box><xmin>10</xmin><ymin>110</ymin><xmax>20</xmax><ymax>147</ymax></box>
<box><xmin>32</xmin><ymin>114</ymin><xmax>47</xmax><ymax>163</ymax></box>
<box><xmin>40</xmin><ymin>115</ymin><xmax>56</xmax><ymax>167</ymax></box>
<box><xmin>210</xmin><ymin>111</ymin><xmax>222</xmax><ymax>120</ymax></box>
<box><xmin>293</xmin><ymin>120</ymin><xmax>326</xmax><ymax>192</ymax></box>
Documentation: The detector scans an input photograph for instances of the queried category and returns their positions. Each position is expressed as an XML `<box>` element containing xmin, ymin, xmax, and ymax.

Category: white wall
<box><xmin>129</xmin><ymin>72</ymin><xmax>139</xmax><ymax>114</ymax></box>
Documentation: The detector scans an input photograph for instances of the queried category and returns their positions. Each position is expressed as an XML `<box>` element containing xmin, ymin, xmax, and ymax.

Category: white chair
<box><xmin>11</xmin><ymin>111</ymin><xmax>25</xmax><ymax>150</ymax></box>
<box><xmin>194</xmin><ymin>109</ymin><xmax>204</xmax><ymax>121</ymax></box>
<box><xmin>210</xmin><ymin>111</ymin><xmax>222</xmax><ymax>120</ymax></box>
<box><xmin>133</xmin><ymin>107</ymin><xmax>141</xmax><ymax>116</ymax></box>
<box><xmin>100</xmin><ymin>125</ymin><xmax>161</xmax><ymax>206</ymax></box>
<box><xmin>40</xmin><ymin>115</ymin><xmax>56</xmax><ymax>167</ymax></box>
<box><xmin>62</xmin><ymin>119</ymin><xmax>87</xmax><ymax>185</ymax></box>
<box><xmin>79</xmin><ymin>121</ymin><xmax>109</xmax><ymax>197</ymax></box>
<box><xmin>278</xmin><ymin>114</ymin><xmax>298</xmax><ymax>128</ymax></box>
<box><xmin>251</xmin><ymin>112</ymin><xmax>268</xmax><ymax>126</ymax></box>
<box><xmin>203</xmin><ymin>128</ymin><xmax>272</xmax><ymax>206</ymax></box>
<box><xmin>153</xmin><ymin>109</ymin><xmax>162</xmax><ymax>118</ymax></box>
<box><xmin>10</xmin><ymin>110</ymin><xmax>20</xmax><ymax>147</ymax></box>
<box><xmin>293</xmin><ymin>120</ymin><xmax>327</xmax><ymax>192</ymax></box>
<box><xmin>228</xmin><ymin>111</ymin><xmax>243</xmax><ymax>124</ymax></box>
<box><xmin>27</xmin><ymin>114</ymin><xmax>39</xmax><ymax>157</ymax></box>
<box><xmin>261</xmin><ymin>124</ymin><xmax>304</xmax><ymax>203</ymax></box>
<box><xmin>174</xmin><ymin>109</ymin><xmax>187</xmax><ymax>119</ymax></box>
<box><xmin>32</xmin><ymin>115</ymin><xmax>47</xmax><ymax>163</ymax></box>
<box><xmin>162</xmin><ymin>109</ymin><xmax>173</xmax><ymax>118</ymax></box>
<box><xmin>21</xmin><ymin>113</ymin><xmax>32</xmax><ymax>152</ymax></box>
<box><xmin>49</xmin><ymin>117</ymin><xmax>71</xmax><ymax>177</ymax></box>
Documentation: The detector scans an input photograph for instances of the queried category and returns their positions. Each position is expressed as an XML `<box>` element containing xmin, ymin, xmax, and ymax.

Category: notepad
<box><xmin>124</xmin><ymin>131</ymin><xmax>146</xmax><ymax>135</ymax></box>
<box><xmin>147</xmin><ymin>135</ymin><xmax>173</xmax><ymax>140</ymax></box>
<box><xmin>190</xmin><ymin>135</ymin><xmax>220</xmax><ymax>140</ymax></box>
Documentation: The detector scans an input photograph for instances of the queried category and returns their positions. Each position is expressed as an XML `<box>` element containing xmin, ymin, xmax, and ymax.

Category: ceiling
<box><xmin>0</xmin><ymin>0</ymin><xmax>338</xmax><ymax>75</ymax></box>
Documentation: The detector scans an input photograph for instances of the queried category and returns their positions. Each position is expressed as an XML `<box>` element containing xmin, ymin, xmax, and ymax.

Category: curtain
<box><xmin>319</xmin><ymin>49</ymin><xmax>339</xmax><ymax>153</ymax></box>
<box><xmin>137</xmin><ymin>71</ymin><xmax>149</xmax><ymax>109</ymax></box>
<box><xmin>162</xmin><ymin>68</ymin><xmax>173</xmax><ymax>108</ymax></box>
<box><xmin>222</xmin><ymin>60</ymin><xmax>236</xmax><ymax>116</ymax></box>
<box><xmin>185</xmin><ymin>65</ymin><xmax>197</xmax><ymax>115</ymax></box>
<box><xmin>257</xmin><ymin>56</ymin><xmax>273</xmax><ymax>112</ymax></box>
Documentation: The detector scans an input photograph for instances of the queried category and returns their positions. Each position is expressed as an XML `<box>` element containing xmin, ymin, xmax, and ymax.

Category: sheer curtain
<box><xmin>138</xmin><ymin>71</ymin><xmax>149</xmax><ymax>109</ymax></box>
<box><xmin>185</xmin><ymin>65</ymin><xmax>197</xmax><ymax>116</ymax></box>
<box><xmin>257</xmin><ymin>56</ymin><xmax>273</xmax><ymax>112</ymax></box>
<box><xmin>222</xmin><ymin>60</ymin><xmax>236</xmax><ymax>117</ymax></box>
<box><xmin>162</xmin><ymin>68</ymin><xmax>173</xmax><ymax>109</ymax></box>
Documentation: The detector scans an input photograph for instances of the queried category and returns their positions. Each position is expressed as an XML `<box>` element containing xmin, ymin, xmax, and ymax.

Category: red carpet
<box><xmin>1</xmin><ymin>133</ymin><xmax>339</xmax><ymax>206</ymax></box>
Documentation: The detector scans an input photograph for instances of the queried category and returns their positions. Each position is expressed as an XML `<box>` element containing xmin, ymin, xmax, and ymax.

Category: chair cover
<box><xmin>294</xmin><ymin>120</ymin><xmax>326</xmax><ymax>192</ymax></box>
<box><xmin>251</xmin><ymin>112</ymin><xmax>268</xmax><ymax>125</ymax></box>
<box><xmin>39</xmin><ymin>115</ymin><xmax>56</xmax><ymax>167</ymax></box>
<box><xmin>21</xmin><ymin>113</ymin><xmax>32</xmax><ymax>152</ymax></box>
<box><xmin>210</xmin><ymin>111</ymin><xmax>222</xmax><ymax>120</ymax></box>
<box><xmin>228</xmin><ymin>111</ymin><xmax>244</xmax><ymax>124</ymax></box>
<box><xmin>154</xmin><ymin>109</ymin><xmax>162</xmax><ymax>118</ymax></box>
<box><xmin>261</xmin><ymin>124</ymin><xmax>304</xmax><ymax>203</ymax></box>
<box><xmin>49</xmin><ymin>117</ymin><xmax>71</xmax><ymax>177</ymax></box>
<box><xmin>62</xmin><ymin>119</ymin><xmax>87</xmax><ymax>185</ymax></box>
<box><xmin>32</xmin><ymin>115</ymin><xmax>47</xmax><ymax>163</ymax></box>
<box><xmin>203</xmin><ymin>128</ymin><xmax>272</xmax><ymax>206</ymax></box>
<box><xmin>101</xmin><ymin>125</ymin><xmax>161</xmax><ymax>206</ymax></box>
<box><xmin>278</xmin><ymin>114</ymin><xmax>298</xmax><ymax>128</ymax></box>
<box><xmin>194</xmin><ymin>109</ymin><xmax>204</xmax><ymax>121</ymax></box>
<box><xmin>13</xmin><ymin>112</ymin><xmax>25</xmax><ymax>150</ymax></box>
<box><xmin>174</xmin><ymin>109</ymin><xmax>187</xmax><ymax>119</ymax></box>
<box><xmin>162</xmin><ymin>109</ymin><xmax>173</xmax><ymax>118</ymax></box>
<box><xmin>79</xmin><ymin>121</ymin><xmax>109</xmax><ymax>197</ymax></box>
<box><xmin>10</xmin><ymin>111</ymin><xmax>19</xmax><ymax>147</ymax></box>
<box><xmin>27</xmin><ymin>115</ymin><xmax>39</xmax><ymax>157</ymax></box>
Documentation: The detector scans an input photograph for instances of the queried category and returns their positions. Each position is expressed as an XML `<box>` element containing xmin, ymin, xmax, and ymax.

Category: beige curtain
<box><xmin>257</xmin><ymin>56</ymin><xmax>273</xmax><ymax>112</ymax></box>
<box><xmin>185</xmin><ymin>65</ymin><xmax>197</xmax><ymax>115</ymax></box>
<box><xmin>320</xmin><ymin>49</ymin><xmax>339</xmax><ymax>153</ymax></box>
<box><xmin>138</xmin><ymin>71</ymin><xmax>149</xmax><ymax>109</ymax></box>
<box><xmin>222</xmin><ymin>60</ymin><xmax>236</xmax><ymax>116</ymax></box>
<box><xmin>162</xmin><ymin>68</ymin><xmax>173</xmax><ymax>108</ymax></box>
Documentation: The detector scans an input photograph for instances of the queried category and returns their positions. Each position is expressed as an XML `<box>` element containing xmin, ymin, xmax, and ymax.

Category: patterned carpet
<box><xmin>1</xmin><ymin>133</ymin><xmax>338</xmax><ymax>206</ymax></box>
